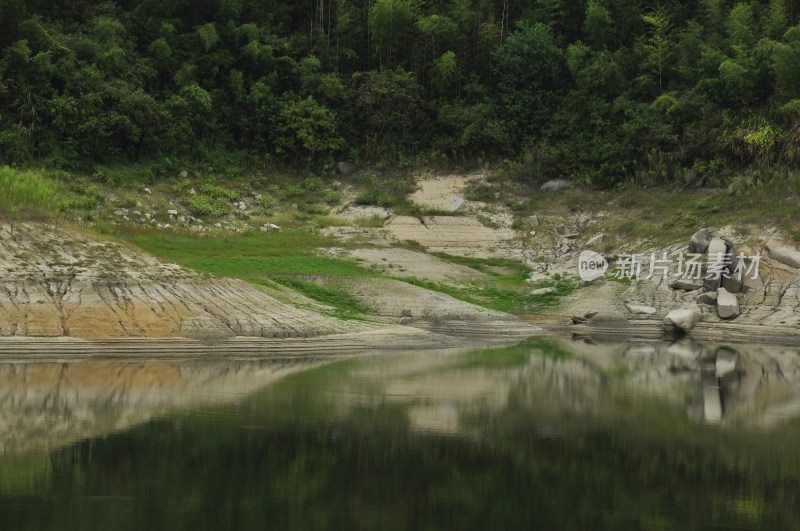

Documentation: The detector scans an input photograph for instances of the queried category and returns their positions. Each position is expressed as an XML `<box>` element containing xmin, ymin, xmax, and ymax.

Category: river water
<box><xmin>1</xmin><ymin>337</ymin><xmax>799</xmax><ymax>530</ymax></box>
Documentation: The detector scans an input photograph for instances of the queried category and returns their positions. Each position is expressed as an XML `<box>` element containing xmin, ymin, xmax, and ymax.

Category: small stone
<box><xmin>670</xmin><ymin>278</ymin><xmax>704</xmax><ymax>291</ymax></box>
<box><xmin>523</xmin><ymin>216</ymin><xmax>539</xmax><ymax>227</ymax></box>
<box><xmin>624</xmin><ymin>301</ymin><xmax>657</xmax><ymax>315</ymax></box>
<box><xmin>559</xmin><ymin>244</ymin><xmax>572</xmax><ymax>255</ymax></box>
<box><xmin>717</xmin><ymin>288</ymin><xmax>740</xmax><ymax>319</ymax></box>
<box><xmin>167</xmin><ymin>209</ymin><xmax>178</xmax><ymax>217</ymax></box>
<box><xmin>179</xmin><ymin>169</ymin><xmax>188</xmax><ymax>178</ymax></box>
<box><xmin>449</xmin><ymin>195</ymin><xmax>467</xmax><ymax>213</ymax></box>
<box><xmin>531</xmin><ymin>287</ymin><xmax>557</xmax><ymax>296</ymax></box>
<box><xmin>399</xmin><ymin>316</ymin><xmax>413</xmax><ymax>325</ymax></box>
<box><xmin>163</xmin><ymin>223</ymin><xmax>170</xmax><ymax>228</ymax></box>
<box><xmin>215</xmin><ymin>223</ymin><xmax>222</xmax><ymax>229</ymax></box>
<box><xmin>663</xmin><ymin>309</ymin><xmax>701</xmax><ymax>333</ymax></box>
<box><xmin>133</xmin><ymin>211</ymin><xmax>141</xmax><ymax>216</ymax></box>
<box><xmin>189</xmin><ymin>188</ymin><xmax>197</xmax><ymax>196</ymax></box>
<box><xmin>178</xmin><ymin>216</ymin><xmax>186</xmax><ymax>223</ymax></box>
<box><xmin>529</xmin><ymin>231</ymin><xmax>536</xmax><ymax>236</ymax></box>
<box><xmin>695</xmin><ymin>291</ymin><xmax>718</xmax><ymax>305</ymax></box>
<box><xmin>143</xmin><ymin>187</ymin><xmax>152</xmax><ymax>195</ymax></box>
<box><xmin>522</xmin><ymin>250</ymin><xmax>537</xmax><ymax>260</ymax></box>
<box><xmin>586</xmin><ymin>234</ymin><xmax>605</xmax><ymax>247</ymax></box>
<box><xmin>540</xmin><ymin>179</ymin><xmax>572</xmax><ymax>192</ymax></box>
<box><xmin>145</xmin><ymin>213</ymin><xmax>152</xmax><ymax>220</ymax></box>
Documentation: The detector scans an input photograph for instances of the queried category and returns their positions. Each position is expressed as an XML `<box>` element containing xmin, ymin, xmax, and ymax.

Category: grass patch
<box><xmin>272</xmin><ymin>275</ymin><xmax>369</xmax><ymax>320</ymax></box>
<box><xmin>315</xmin><ymin>215</ymin><xmax>349</xmax><ymax>228</ymax></box>
<box><xmin>354</xmin><ymin>215</ymin><xmax>386</xmax><ymax>228</ymax></box>
<box><xmin>399</xmin><ymin>274</ymin><xmax>575</xmax><ymax>315</ymax></box>
<box><xmin>0</xmin><ymin>166</ymin><xmax>58</xmax><ymax>220</ymax></box>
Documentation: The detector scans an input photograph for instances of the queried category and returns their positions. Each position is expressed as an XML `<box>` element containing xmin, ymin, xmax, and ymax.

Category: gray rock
<box><xmin>531</xmin><ymin>287</ymin><xmax>557</xmax><ymax>296</ymax></box>
<box><xmin>559</xmin><ymin>244</ymin><xmax>572</xmax><ymax>255</ymax></box>
<box><xmin>167</xmin><ymin>209</ymin><xmax>178</xmax><ymax>217</ymax></box>
<box><xmin>670</xmin><ymin>278</ymin><xmax>704</xmax><ymax>291</ymax></box>
<box><xmin>449</xmin><ymin>195</ymin><xmax>467</xmax><ymax>213</ymax></box>
<box><xmin>523</xmin><ymin>216</ymin><xmax>539</xmax><ymax>227</ymax></box>
<box><xmin>540</xmin><ymin>179</ymin><xmax>572</xmax><ymax>192</ymax></box>
<box><xmin>721</xmin><ymin>269</ymin><xmax>742</xmax><ymax>294</ymax></box>
<box><xmin>588</xmin><ymin>313</ymin><xmax>630</xmax><ymax>329</ymax></box>
<box><xmin>663</xmin><ymin>309</ymin><xmax>701</xmax><ymax>333</ymax></box>
<box><xmin>335</xmin><ymin>161</ymin><xmax>354</xmax><ymax>176</ymax></box>
<box><xmin>695</xmin><ymin>291</ymin><xmax>718</xmax><ymax>305</ymax></box>
<box><xmin>689</xmin><ymin>228</ymin><xmax>716</xmax><ymax>254</ymax></box>
<box><xmin>766</xmin><ymin>239</ymin><xmax>800</xmax><ymax>268</ymax></box>
<box><xmin>740</xmin><ymin>258</ymin><xmax>763</xmax><ymax>292</ymax></box>
<box><xmin>704</xmin><ymin>237</ymin><xmax>728</xmax><ymax>292</ymax></box>
<box><xmin>522</xmin><ymin>250</ymin><xmax>537</xmax><ymax>260</ymax></box>
<box><xmin>624</xmin><ymin>301</ymin><xmax>657</xmax><ymax>315</ymax></box>
<box><xmin>717</xmin><ymin>288</ymin><xmax>740</xmax><ymax>319</ymax></box>
<box><xmin>586</xmin><ymin>234</ymin><xmax>605</xmax><ymax>247</ymax></box>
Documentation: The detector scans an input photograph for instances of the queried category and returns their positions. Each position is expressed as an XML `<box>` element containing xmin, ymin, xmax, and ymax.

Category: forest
<box><xmin>2</xmin><ymin>0</ymin><xmax>800</xmax><ymax>187</ymax></box>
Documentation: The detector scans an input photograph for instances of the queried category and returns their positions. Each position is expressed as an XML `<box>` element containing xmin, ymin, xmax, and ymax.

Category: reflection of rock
<box><xmin>0</xmin><ymin>359</ymin><xmax>321</xmax><ymax>456</ymax></box>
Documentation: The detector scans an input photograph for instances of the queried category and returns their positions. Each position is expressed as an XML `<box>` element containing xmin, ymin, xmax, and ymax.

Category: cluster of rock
<box><xmin>667</xmin><ymin>228</ymin><xmax>763</xmax><ymax>325</ymax></box>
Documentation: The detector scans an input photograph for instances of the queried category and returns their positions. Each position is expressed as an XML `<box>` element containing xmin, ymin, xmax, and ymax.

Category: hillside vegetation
<box><xmin>2</xmin><ymin>0</ymin><xmax>800</xmax><ymax>190</ymax></box>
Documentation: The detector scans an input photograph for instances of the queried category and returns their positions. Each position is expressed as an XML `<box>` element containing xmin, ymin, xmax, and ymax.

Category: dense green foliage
<box><xmin>3</xmin><ymin>0</ymin><xmax>800</xmax><ymax>186</ymax></box>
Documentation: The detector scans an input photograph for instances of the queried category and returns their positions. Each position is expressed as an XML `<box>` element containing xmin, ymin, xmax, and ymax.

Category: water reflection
<box><xmin>2</xmin><ymin>339</ymin><xmax>800</xmax><ymax>529</ymax></box>
<box><xmin>0</xmin><ymin>357</ymin><xmax>330</xmax><ymax>456</ymax></box>
<box><xmin>2</xmin><ymin>338</ymin><xmax>800</xmax><ymax>458</ymax></box>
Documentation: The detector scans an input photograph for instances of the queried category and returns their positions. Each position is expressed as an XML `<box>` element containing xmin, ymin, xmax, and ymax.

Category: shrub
<box><xmin>304</xmin><ymin>176</ymin><xmax>325</xmax><ymax>191</ymax></box>
<box><xmin>199</xmin><ymin>182</ymin><xmax>239</xmax><ymax>200</ymax></box>
<box><xmin>186</xmin><ymin>195</ymin><xmax>233</xmax><ymax>217</ymax></box>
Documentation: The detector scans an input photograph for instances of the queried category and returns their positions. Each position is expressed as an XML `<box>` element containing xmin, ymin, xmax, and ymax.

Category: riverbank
<box><xmin>1</xmin><ymin>168</ymin><xmax>799</xmax><ymax>348</ymax></box>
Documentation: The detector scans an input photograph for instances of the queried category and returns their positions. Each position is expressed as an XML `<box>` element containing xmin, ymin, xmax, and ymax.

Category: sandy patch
<box><xmin>346</xmin><ymin>248</ymin><xmax>488</xmax><ymax>282</ymax></box>
<box><xmin>387</xmin><ymin>216</ymin><xmax>517</xmax><ymax>258</ymax></box>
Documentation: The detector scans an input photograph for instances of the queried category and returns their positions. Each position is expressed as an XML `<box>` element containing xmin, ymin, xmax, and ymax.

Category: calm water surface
<box><xmin>1</xmin><ymin>337</ymin><xmax>800</xmax><ymax>530</ymax></box>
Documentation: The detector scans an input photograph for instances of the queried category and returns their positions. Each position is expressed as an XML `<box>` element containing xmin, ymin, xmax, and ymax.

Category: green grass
<box><xmin>400</xmin><ymin>274</ymin><xmax>575</xmax><ymax>315</ymax></box>
<box><xmin>125</xmin><ymin>229</ymin><xmax>379</xmax><ymax>317</ymax></box>
<box><xmin>272</xmin><ymin>275</ymin><xmax>369</xmax><ymax>320</ymax></box>
<box><xmin>0</xmin><ymin>166</ymin><xmax>59</xmax><ymax>220</ymax></box>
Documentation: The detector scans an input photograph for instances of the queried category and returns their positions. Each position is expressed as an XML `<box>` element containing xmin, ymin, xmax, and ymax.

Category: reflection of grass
<box><xmin>458</xmin><ymin>338</ymin><xmax>574</xmax><ymax>368</ymax></box>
